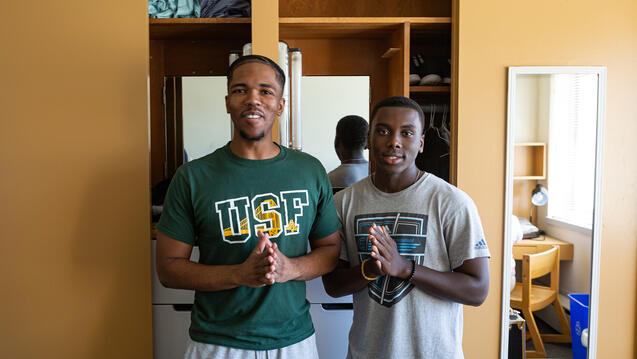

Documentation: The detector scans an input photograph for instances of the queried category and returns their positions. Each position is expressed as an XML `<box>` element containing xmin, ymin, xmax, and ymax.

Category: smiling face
<box><xmin>225</xmin><ymin>61</ymin><xmax>285</xmax><ymax>142</ymax></box>
<box><xmin>368</xmin><ymin>106</ymin><xmax>424</xmax><ymax>177</ymax></box>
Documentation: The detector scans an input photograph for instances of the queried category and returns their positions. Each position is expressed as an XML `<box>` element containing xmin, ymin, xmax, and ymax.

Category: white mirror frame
<box><xmin>500</xmin><ymin>66</ymin><xmax>606</xmax><ymax>358</ymax></box>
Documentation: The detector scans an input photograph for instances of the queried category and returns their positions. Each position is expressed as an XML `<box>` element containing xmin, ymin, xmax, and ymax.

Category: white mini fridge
<box><xmin>151</xmin><ymin>239</ymin><xmax>199</xmax><ymax>359</ymax></box>
<box><xmin>306</xmin><ymin>277</ymin><xmax>353</xmax><ymax>359</ymax></box>
<box><xmin>151</xmin><ymin>239</ymin><xmax>352</xmax><ymax>359</ymax></box>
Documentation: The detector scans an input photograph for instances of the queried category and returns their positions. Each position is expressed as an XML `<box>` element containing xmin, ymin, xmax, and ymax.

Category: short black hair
<box><xmin>370</xmin><ymin>96</ymin><xmax>425</xmax><ymax>132</ymax></box>
<box><xmin>227</xmin><ymin>55</ymin><xmax>286</xmax><ymax>93</ymax></box>
<box><xmin>336</xmin><ymin>115</ymin><xmax>369</xmax><ymax>150</ymax></box>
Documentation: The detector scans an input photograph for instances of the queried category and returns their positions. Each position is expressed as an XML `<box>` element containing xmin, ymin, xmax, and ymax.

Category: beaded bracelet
<box><xmin>361</xmin><ymin>258</ymin><xmax>380</xmax><ymax>281</ymax></box>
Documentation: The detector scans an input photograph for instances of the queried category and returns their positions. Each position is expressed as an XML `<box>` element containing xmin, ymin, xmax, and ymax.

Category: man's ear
<box><xmin>365</xmin><ymin>130</ymin><xmax>371</xmax><ymax>150</ymax></box>
<box><xmin>225</xmin><ymin>95</ymin><xmax>230</xmax><ymax>114</ymax></box>
<box><xmin>419</xmin><ymin>133</ymin><xmax>425</xmax><ymax>153</ymax></box>
<box><xmin>277</xmin><ymin>96</ymin><xmax>285</xmax><ymax>116</ymax></box>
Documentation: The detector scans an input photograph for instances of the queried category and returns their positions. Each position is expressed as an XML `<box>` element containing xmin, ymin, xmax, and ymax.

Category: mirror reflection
<box><xmin>179</xmin><ymin>75</ymin><xmax>370</xmax><ymax>170</ymax></box>
<box><xmin>503</xmin><ymin>69</ymin><xmax>604</xmax><ymax>359</ymax></box>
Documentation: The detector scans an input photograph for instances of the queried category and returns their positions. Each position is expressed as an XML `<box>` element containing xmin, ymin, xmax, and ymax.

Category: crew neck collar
<box><xmin>367</xmin><ymin>171</ymin><xmax>429</xmax><ymax>196</ymax></box>
<box><xmin>223</xmin><ymin>142</ymin><xmax>287</xmax><ymax>167</ymax></box>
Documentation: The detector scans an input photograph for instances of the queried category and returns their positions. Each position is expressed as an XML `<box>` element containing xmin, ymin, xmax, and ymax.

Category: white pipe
<box><xmin>289</xmin><ymin>48</ymin><xmax>302</xmax><ymax>151</ymax></box>
<box><xmin>278</xmin><ymin>42</ymin><xmax>290</xmax><ymax>148</ymax></box>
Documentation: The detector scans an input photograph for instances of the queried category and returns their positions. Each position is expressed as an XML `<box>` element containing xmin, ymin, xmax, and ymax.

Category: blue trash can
<box><xmin>568</xmin><ymin>293</ymin><xmax>589</xmax><ymax>359</ymax></box>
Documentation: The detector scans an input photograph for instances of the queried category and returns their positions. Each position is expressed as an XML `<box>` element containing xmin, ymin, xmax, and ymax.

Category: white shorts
<box><xmin>184</xmin><ymin>334</ymin><xmax>319</xmax><ymax>359</ymax></box>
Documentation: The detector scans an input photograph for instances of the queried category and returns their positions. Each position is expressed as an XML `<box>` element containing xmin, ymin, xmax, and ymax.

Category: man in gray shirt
<box><xmin>323</xmin><ymin>97</ymin><xmax>490</xmax><ymax>359</ymax></box>
<box><xmin>328</xmin><ymin>115</ymin><xmax>369</xmax><ymax>192</ymax></box>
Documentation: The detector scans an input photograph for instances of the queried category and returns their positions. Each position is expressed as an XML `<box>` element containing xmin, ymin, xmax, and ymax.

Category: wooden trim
<box><xmin>410</xmin><ymin>85</ymin><xmax>450</xmax><ymax>93</ymax></box>
<box><xmin>279</xmin><ymin>17</ymin><xmax>451</xmax><ymax>24</ymax></box>
<box><xmin>381</xmin><ymin>47</ymin><xmax>401</xmax><ymax>58</ymax></box>
<box><xmin>449</xmin><ymin>0</ymin><xmax>459</xmax><ymax>186</ymax></box>
<box><xmin>149</xmin><ymin>18</ymin><xmax>250</xmax><ymax>24</ymax></box>
<box><xmin>251</xmin><ymin>0</ymin><xmax>280</xmax><ymax>142</ymax></box>
<box><xmin>278</xmin><ymin>1</ymin><xmax>451</xmax><ymax>18</ymax></box>
<box><xmin>388</xmin><ymin>23</ymin><xmax>409</xmax><ymax>97</ymax></box>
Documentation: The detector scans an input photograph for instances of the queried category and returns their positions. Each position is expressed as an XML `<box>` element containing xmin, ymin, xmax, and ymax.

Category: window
<box><xmin>546</xmin><ymin>74</ymin><xmax>598</xmax><ymax>229</ymax></box>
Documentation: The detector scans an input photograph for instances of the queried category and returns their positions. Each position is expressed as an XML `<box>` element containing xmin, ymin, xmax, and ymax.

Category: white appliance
<box><xmin>151</xmin><ymin>238</ymin><xmax>351</xmax><ymax>359</ymax></box>
<box><xmin>151</xmin><ymin>239</ymin><xmax>199</xmax><ymax>359</ymax></box>
<box><xmin>306</xmin><ymin>277</ymin><xmax>353</xmax><ymax>358</ymax></box>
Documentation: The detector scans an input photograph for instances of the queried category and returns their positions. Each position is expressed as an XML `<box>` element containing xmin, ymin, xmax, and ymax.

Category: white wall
<box><xmin>300</xmin><ymin>76</ymin><xmax>370</xmax><ymax>173</ymax></box>
<box><xmin>514</xmin><ymin>74</ymin><xmax>550</xmax><ymax>143</ymax></box>
<box><xmin>182</xmin><ymin>77</ymin><xmax>231</xmax><ymax>161</ymax></box>
<box><xmin>514</xmin><ymin>75</ymin><xmax>539</xmax><ymax>142</ymax></box>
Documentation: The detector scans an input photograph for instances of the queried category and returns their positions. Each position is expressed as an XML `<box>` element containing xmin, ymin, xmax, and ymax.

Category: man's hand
<box><xmin>268</xmin><ymin>242</ymin><xmax>300</xmax><ymax>283</ymax></box>
<box><xmin>237</xmin><ymin>231</ymin><xmax>276</xmax><ymax>287</ymax></box>
<box><xmin>369</xmin><ymin>223</ymin><xmax>411</xmax><ymax>279</ymax></box>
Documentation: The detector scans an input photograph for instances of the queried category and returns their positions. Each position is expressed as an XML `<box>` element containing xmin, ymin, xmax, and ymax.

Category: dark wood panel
<box><xmin>282</xmin><ymin>38</ymin><xmax>391</xmax><ymax>110</ymax></box>
<box><xmin>149</xmin><ymin>40</ymin><xmax>166</xmax><ymax>186</ymax></box>
<box><xmin>280</xmin><ymin>22</ymin><xmax>400</xmax><ymax>39</ymax></box>
<box><xmin>149</xmin><ymin>18</ymin><xmax>251</xmax><ymax>40</ymax></box>
<box><xmin>163</xmin><ymin>39</ymin><xmax>249</xmax><ymax>76</ymax></box>
<box><xmin>279</xmin><ymin>0</ymin><xmax>451</xmax><ymax>17</ymax></box>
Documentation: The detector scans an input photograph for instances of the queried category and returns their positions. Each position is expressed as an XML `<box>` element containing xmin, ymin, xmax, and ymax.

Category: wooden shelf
<box><xmin>149</xmin><ymin>18</ymin><xmax>251</xmax><ymax>40</ymax></box>
<box><xmin>410</xmin><ymin>85</ymin><xmax>450</xmax><ymax>93</ymax></box>
<box><xmin>513</xmin><ymin>142</ymin><xmax>546</xmax><ymax>180</ymax></box>
<box><xmin>279</xmin><ymin>17</ymin><xmax>450</xmax><ymax>39</ymax></box>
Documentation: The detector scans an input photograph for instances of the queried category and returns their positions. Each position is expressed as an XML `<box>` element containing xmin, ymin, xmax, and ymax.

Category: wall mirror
<box><xmin>500</xmin><ymin>67</ymin><xmax>605</xmax><ymax>358</ymax></box>
<box><xmin>163</xmin><ymin>75</ymin><xmax>370</xmax><ymax>175</ymax></box>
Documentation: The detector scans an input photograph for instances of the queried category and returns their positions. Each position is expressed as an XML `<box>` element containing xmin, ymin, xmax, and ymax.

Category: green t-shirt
<box><xmin>157</xmin><ymin>143</ymin><xmax>341</xmax><ymax>350</ymax></box>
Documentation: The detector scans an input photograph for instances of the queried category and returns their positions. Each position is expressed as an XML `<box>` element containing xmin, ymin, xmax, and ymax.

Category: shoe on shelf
<box><xmin>409</xmin><ymin>74</ymin><xmax>421</xmax><ymax>85</ymax></box>
<box><xmin>419</xmin><ymin>74</ymin><xmax>442</xmax><ymax>85</ymax></box>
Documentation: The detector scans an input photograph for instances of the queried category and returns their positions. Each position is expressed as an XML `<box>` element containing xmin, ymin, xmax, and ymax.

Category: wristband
<box><xmin>406</xmin><ymin>260</ymin><xmax>416</xmax><ymax>284</ymax></box>
<box><xmin>361</xmin><ymin>258</ymin><xmax>380</xmax><ymax>281</ymax></box>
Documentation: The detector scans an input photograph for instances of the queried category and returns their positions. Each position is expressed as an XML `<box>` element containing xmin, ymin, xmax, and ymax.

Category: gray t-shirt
<box><xmin>328</xmin><ymin>162</ymin><xmax>369</xmax><ymax>189</ymax></box>
<box><xmin>334</xmin><ymin>173</ymin><xmax>490</xmax><ymax>359</ymax></box>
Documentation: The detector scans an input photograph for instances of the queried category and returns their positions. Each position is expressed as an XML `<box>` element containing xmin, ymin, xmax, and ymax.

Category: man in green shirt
<box><xmin>156</xmin><ymin>55</ymin><xmax>341</xmax><ymax>359</ymax></box>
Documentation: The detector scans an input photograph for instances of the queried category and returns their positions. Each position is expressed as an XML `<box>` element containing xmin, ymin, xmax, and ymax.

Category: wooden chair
<box><xmin>510</xmin><ymin>244</ymin><xmax>571</xmax><ymax>358</ymax></box>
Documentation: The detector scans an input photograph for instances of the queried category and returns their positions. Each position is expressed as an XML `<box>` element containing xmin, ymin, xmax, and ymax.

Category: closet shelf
<box><xmin>280</xmin><ymin>17</ymin><xmax>450</xmax><ymax>39</ymax></box>
<box><xmin>149</xmin><ymin>18</ymin><xmax>251</xmax><ymax>40</ymax></box>
<box><xmin>410</xmin><ymin>85</ymin><xmax>450</xmax><ymax>93</ymax></box>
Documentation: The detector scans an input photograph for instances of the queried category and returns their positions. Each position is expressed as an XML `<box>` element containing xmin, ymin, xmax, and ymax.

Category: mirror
<box><xmin>500</xmin><ymin>67</ymin><xmax>605</xmax><ymax>358</ymax></box>
<box><xmin>174</xmin><ymin>75</ymin><xmax>370</xmax><ymax>171</ymax></box>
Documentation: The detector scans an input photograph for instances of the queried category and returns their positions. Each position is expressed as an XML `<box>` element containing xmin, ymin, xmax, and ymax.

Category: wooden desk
<box><xmin>513</xmin><ymin>235</ymin><xmax>574</xmax><ymax>261</ymax></box>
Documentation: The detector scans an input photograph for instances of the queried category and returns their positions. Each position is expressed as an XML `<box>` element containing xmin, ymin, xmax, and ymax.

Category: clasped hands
<box><xmin>240</xmin><ymin>230</ymin><xmax>297</xmax><ymax>287</ymax></box>
<box><xmin>365</xmin><ymin>223</ymin><xmax>412</xmax><ymax>280</ymax></box>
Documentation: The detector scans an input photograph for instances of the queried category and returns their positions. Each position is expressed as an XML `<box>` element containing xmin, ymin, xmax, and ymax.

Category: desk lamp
<box><xmin>529</xmin><ymin>184</ymin><xmax>548</xmax><ymax>224</ymax></box>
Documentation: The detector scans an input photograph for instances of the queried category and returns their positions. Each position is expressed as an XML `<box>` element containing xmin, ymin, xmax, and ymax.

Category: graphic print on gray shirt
<box><xmin>335</xmin><ymin>174</ymin><xmax>490</xmax><ymax>359</ymax></box>
<box><xmin>354</xmin><ymin>212</ymin><xmax>427</xmax><ymax>307</ymax></box>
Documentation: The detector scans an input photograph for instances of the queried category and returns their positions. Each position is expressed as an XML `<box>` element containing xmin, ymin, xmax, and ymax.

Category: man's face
<box><xmin>368</xmin><ymin>106</ymin><xmax>424</xmax><ymax>176</ymax></box>
<box><xmin>225</xmin><ymin>62</ymin><xmax>284</xmax><ymax>142</ymax></box>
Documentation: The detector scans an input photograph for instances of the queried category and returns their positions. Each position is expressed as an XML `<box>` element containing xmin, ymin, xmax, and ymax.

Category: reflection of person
<box><xmin>328</xmin><ymin>115</ymin><xmax>369</xmax><ymax>191</ymax></box>
<box><xmin>156</xmin><ymin>55</ymin><xmax>341</xmax><ymax>359</ymax></box>
<box><xmin>323</xmin><ymin>97</ymin><xmax>491</xmax><ymax>359</ymax></box>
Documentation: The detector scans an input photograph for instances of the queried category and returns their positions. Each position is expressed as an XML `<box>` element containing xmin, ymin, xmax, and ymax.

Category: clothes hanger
<box><xmin>439</xmin><ymin>104</ymin><xmax>450</xmax><ymax>145</ymax></box>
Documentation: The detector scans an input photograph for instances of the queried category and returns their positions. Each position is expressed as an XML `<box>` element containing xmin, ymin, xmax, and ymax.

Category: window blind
<box><xmin>547</xmin><ymin>74</ymin><xmax>598</xmax><ymax>229</ymax></box>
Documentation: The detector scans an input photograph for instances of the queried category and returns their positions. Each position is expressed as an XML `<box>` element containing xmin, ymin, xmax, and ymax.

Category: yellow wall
<box><xmin>0</xmin><ymin>2</ymin><xmax>152</xmax><ymax>358</ymax></box>
<box><xmin>457</xmin><ymin>1</ymin><xmax>637</xmax><ymax>358</ymax></box>
<box><xmin>1</xmin><ymin>1</ymin><xmax>635</xmax><ymax>358</ymax></box>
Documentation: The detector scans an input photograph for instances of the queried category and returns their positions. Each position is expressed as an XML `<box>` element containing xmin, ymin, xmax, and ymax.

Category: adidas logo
<box><xmin>474</xmin><ymin>238</ymin><xmax>488</xmax><ymax>250</ymax></box>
